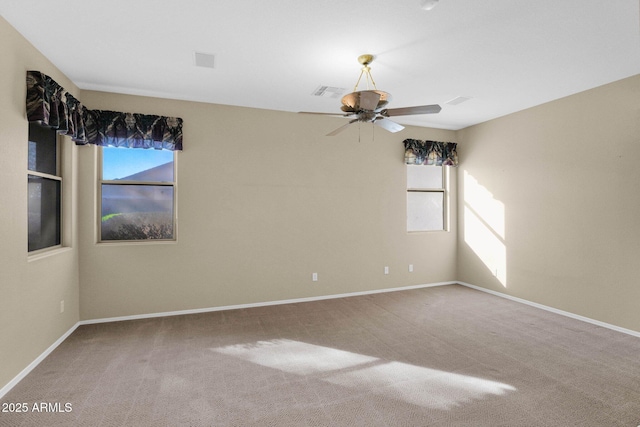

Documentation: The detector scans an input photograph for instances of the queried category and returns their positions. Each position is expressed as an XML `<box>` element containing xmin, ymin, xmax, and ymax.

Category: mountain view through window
<box><xmin>101</xmin><ymin>147</ymin><xmax>175</xmax><ymax>241</ymax></box>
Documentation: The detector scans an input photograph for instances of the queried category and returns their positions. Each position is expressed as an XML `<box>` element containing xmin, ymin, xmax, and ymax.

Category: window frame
<box><xmin>97</xmin><ymin>146</ymin><xmax>178</xmax><ymax>244</ymax></box>
<box><xmin>406</xmin><ymin>165</ymin><xmax>449</xmax><ymax>233</ymax></box>
<box><xmin>27</xmin><ymin>123</ymin><xmax>63</xmax><ymax>254</ymax></box>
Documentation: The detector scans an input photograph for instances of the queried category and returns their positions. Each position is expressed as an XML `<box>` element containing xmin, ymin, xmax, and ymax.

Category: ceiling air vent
<box><xmin>194</xmin><ymin>52</ymin><xmax>216</xmax><ymax>69</ymax></box>
<box><xmin>312</xmin><ymin>86</ymin><xmax>346</xmax><ymax>98</ymax></box>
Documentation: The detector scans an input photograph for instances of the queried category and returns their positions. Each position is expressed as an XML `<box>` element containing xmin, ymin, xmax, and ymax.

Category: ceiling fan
<box><xmin>303</xmin><ymin>54</ymin><xmax>441</xmax><ymax>136</ymax></box>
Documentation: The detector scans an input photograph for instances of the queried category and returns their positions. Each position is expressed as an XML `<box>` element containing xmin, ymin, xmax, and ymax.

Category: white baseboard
<box><xmin>0</xmin><ymin>281</ymin><xmax>454</xmax><ymax>399</ymax></box>
<box><xmin>0</xmin><ymin>322</ymin><xmax>80</xmax><ymax>400</ymax></box>
<box><xmin>0</xmin><ymin>282</ymin><xmax>457</xmax><ymax>399</ymax></box>
<box><xmin>457</xmin><ymin>281</ymin><xmax>640</xmax><ymax>339</ymax></box>
<box><xmin>79</xmin><ymin>281</ymin><xmax>458</xmax><ymax>325</ymax></box>
<box><xmin>4</xmin><ymin>280</ymin><xmax>637</xmax><ymax>400</ymax></box>
<box><xmin>82</xmin><ymin>281</ymin><xmax>639</xmax><ymax>338</ymax></box>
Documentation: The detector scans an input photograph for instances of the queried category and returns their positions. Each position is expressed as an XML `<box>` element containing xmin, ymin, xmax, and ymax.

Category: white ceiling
<box><xmin>2</xmin><ymin>0</ymin><xmax>639</xmax><ymax>130</ymax></box>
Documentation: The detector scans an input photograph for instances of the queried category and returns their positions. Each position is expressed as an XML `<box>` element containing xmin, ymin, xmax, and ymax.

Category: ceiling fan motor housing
<box><xmin>341</xmin><ymin>90</ymin><xmax>391</xmax><ymax>112</ymax></box>
<box><xmin>302</xmin><ymin>54</ymin><xmax>442</xmax><ymax>136</ymax></box>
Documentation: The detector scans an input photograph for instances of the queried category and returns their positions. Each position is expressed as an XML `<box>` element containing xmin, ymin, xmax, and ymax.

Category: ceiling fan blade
<box><xmin>298</xmin><ymin>111</ymin><xmax>352</xmax><ymax>117</ymax></box>
<box><xmin>359</xmin><ymin>91</ymin><xmax>381</xmax><ymax>111</ymax></box>
<box><xmin>326</xmin><ymin>119</ymin><xmax>358</xmax><ymax>136</ymax></box>
<box><xmin>384</xmin><ymin>104</ymin><xmax>442</xmax><ymax>116</ymax></box>
<box><xmin>374</xmin><ymin>118</ymin><xmax>405</xmax><ymax>133</ymax></box>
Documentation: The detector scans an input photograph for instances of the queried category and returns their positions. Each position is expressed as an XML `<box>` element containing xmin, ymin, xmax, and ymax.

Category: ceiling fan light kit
<box><xmin>303</xmin><ymin>54</ymin><xmax>442</xmax><ymax>136</ymax></box>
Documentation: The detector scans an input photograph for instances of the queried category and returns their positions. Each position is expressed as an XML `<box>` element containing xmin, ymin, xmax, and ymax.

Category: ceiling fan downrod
<box><xmin>353</xmin><ymin>54</ymin><xmax>377</xmax><ymax>92</ymax></box>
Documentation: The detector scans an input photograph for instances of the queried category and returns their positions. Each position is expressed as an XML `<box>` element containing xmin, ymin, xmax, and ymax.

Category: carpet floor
<box><xmin>1</xmin><ymin>284</ymin><xmax>639</xmax><ymax>426</ymax></box>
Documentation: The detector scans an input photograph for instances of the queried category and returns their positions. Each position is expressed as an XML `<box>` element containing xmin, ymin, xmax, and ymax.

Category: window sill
<box><xmin>96</xmin><ymin>240</ymin><xmax>177</xmax><ymax>247</ymax></box>
<box><xmin>407</xmin><ymin>229</ymin><xmax>450</xmax><ymax>234</ymax></box>
<box><xmin>28</xmin><ymin>246</ymin><xmax>73</xmax><ymax>262</ymax></box>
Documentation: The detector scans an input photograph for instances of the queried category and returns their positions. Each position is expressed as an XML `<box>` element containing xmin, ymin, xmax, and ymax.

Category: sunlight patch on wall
<box><xmin>464</xmin><ymin>206</ymin><xmax>507</xmax><ymax>285</ymax></box>
<box><xmin>464</xmin><ymin>171</ymin><xmax>505</xmax><ymax>238</ymax></box>
<box><xmin>463</xmin><ymin>171</ymin><xmax>507</xmax><ymax>286</ymax></box>
<box><xmin>213</xmin><ymin>339</ymin><xmax>516</xmax><ymax>410</ymax></box>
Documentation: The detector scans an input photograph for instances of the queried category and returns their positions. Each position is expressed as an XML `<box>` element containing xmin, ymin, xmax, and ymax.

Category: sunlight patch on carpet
<box><xmin>213</xmin><ymin>339</ymin><xmax>516</xmax><ymax>409</ymax></box>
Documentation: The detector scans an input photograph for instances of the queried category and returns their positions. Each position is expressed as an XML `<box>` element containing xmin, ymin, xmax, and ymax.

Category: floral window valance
<box><xmin>84</xmin><ymin>110</ymin><xmax>183</xmax><ymax>150</ymax></box>
<box><xmin>26</xmin><ymin>71</ymin><xmax>89</xmax><ymax>143</ymax></box>
<box><xmin>403</xmin><ymin>139</ymin><xmax>458</xmax><ymax>166</ymax></box>
<box><xmin>26</xmin><ymin>71</ymin><xmax>183</xmax><ymax>150</ymax></box>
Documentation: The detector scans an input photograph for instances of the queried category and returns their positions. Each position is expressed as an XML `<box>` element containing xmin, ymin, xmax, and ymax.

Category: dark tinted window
<box><xmin>28</xmin><ymin>122</ymin><xmax>57</xmax><ymax>175</ymax></box>
<box><xmin>28</xmin><ymin>175</ymin><xmax>61</xmax><ymax>251</ymax></box>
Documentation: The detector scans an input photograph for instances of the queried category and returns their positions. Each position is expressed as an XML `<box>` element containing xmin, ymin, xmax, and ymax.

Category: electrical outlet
<box><xmin>409</xmin><ymin>264</ymin><xmax>414</xmax><ymax>273</ymax></box>
<box><xmin>312</xmin><ymin>273</ymin><xmax>318</xmax><ymax>282</ymax></box>
<box><xmin>384</xmin><ymin>266</ymin><xmax>389</xmax><ymax>275</ymax></box>
<box><xmin>60</xmin><ymin>300</ymin><xmax>64</xmax><ymax>313</ymax></box>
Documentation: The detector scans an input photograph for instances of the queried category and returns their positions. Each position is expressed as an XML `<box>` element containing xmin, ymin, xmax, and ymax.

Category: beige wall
<box><xmin>4</xmin><ymin>9</ymin><xmax>638</xmax><ymax>397</ymax></box>
<box><xmin>0</xmin><ymin>16</ymin><xmax>80</xmax><ymax>391</ymax></box>
<box><xmin>457</xmin><ymin>74</ymin><xmax>640</xmax><ymax>332</ymax></box>
<box><xmin>77</xmin><ymin>91</ymin><xmax>458</xmax><ymax>320</ymax></box>
<box><xmin>1</xmin><ymin>15</ymin><xmax>456</xmax><ymax>391</ymax></box>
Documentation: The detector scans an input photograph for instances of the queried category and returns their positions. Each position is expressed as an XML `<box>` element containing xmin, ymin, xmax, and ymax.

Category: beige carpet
<box><xmin>1</xmin><ymin>284</ymin><xmax>639</xmax><ymax>426</ymax></box>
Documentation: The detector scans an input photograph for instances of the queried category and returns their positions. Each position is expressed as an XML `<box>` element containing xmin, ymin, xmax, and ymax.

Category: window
<box><xmin>28</xmin><ymin>123</ymin><xmax>61</xmax><ymax>252</ymax></box>
<box><xmin>99</xmin><ymin>147</ymin><xmax>176</xmax><ymax>242</ymax></box>
<box><xmin>406</xmin><ymin>165</ymin><xmax>447</xmax><ymax>232</ymax></box>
